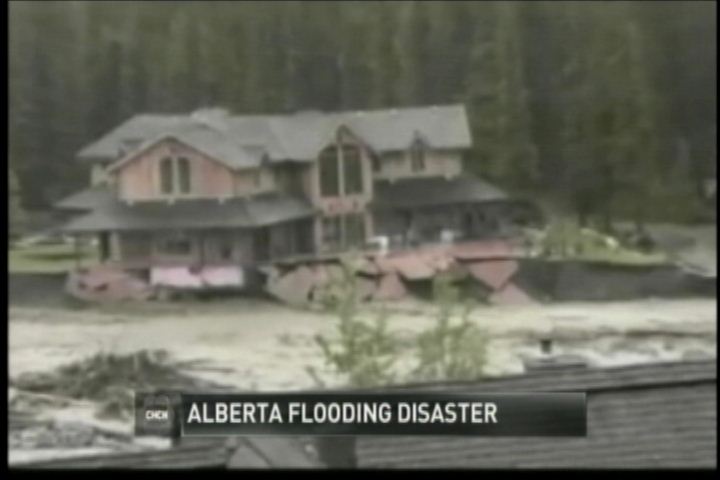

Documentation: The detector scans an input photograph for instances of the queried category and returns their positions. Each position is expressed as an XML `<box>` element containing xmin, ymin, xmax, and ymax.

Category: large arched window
<box><xmin>319</xmin><ymin>146</ymin><xmax>340</xmax><ymax>197</ymax></box>
<box><xmin>342</xmin><ymin>145</ymin><xmax>363</xmax><ymax>194</ymax></box>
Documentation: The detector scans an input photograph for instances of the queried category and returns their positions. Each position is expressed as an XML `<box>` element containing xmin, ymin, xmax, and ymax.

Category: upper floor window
<box><xmin>159</xmin><ymin>156</ymin><xmax>192</xmax><ymax>196</ymax></box>
<box><xmin>177</xmin><ymin>157</ymin><xmax>191</xmax><ymax>194</ymax></box>
<box><xmin>319</xmin><ymin>146</ymin><xmax>340</xmax><ymax>197</ymax></box>
<box><xmin>319</xmin><ymin>143</ymin><xmax>366</xmax><ymax>198</ymax></box>
<box><xmin>160</xmin><ymin>157</ymin><xmax>174</xmax><ymax>194</ymax></box>
<box><xmin>157</xmin><ymin>232</ymin><xmax>193</xmax><ymax>256</ymax></box>
<box><xmin>342</xmin><ymin>145</ymin><xmax>363</xmax><ymax>194</ymax></box>
<box><xmin>410</xmin><ymin>140</ymin><xmax>426</xmax><ymax>172</ymax></box>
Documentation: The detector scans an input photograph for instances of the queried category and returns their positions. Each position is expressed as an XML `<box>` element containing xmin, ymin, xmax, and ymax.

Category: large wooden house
<box><xmin>56</xmin><ymin>104</ymin><xmax>539</xmax><ymax>285</ymax></box>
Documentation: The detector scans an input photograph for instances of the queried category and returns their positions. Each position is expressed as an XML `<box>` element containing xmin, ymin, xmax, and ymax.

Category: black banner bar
<box><xmin>142</xmin><ymin>392</ymin><xmax>587</xmax><ymax>437</ymax></box>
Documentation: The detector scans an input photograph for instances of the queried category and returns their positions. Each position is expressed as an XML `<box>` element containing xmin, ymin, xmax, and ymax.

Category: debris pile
<box><xmin>11</xmin><ymin>350</ymin><xmax>228</xmax><ymax>420</ymax></box>
<box><xmin>266</xmin><ymin>240</ymin><xmax>535</xmax><ymax>307</ymax></box>
<box><xmin>66</xmin><ymin>265</ymin><xmax>153</xmax><ymax>302</ymax></box>
<box><xmin>10</xmin><ymin>422</ymin><xmax>104</xmax><ymax>449</ymax></box>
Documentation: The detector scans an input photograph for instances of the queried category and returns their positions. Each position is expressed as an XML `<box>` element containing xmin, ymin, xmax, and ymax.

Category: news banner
<box><xmin>136</xmin><ymin>392</ymin><xmax>586</xmax><ymax>437</ymax></box>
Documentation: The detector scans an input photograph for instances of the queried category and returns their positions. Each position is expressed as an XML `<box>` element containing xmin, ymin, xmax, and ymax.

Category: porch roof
<box><xmin>372</xmin><ymin>174</ymin><xmax>509</xmax><ymax>210</ymax></box>
<box><xmin>60</xmin><ymin>192</ymin><xmax>315</xmax><ymax>233</ymax></box>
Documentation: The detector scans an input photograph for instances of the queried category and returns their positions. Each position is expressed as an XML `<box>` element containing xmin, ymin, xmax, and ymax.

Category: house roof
<box><xmin>60</xmin><ymin>191</ymin><xmax>315</xmax><ymax>233</ymax></box>
<box><xmin>77</xmin><ymin>105</ymin><xmax>472</xmax><ymax>168</ymax></box>
<box><xmin>16</xmin><ymin>437</ymin><xmax>323</xmax><ymax>469</ymax></box>
<box><xmin>106</xmin><ymin>127</ymin><xmax>268</xmax><ymax>173</ymax></box>
<box><xmin>53</xmin><ymin>185</ymin><xmax>117</xmax><ymax>211</ymax></box>
<box><xmin>372</xmin><ymin>174</ymin><xmax>509</xmax><ymax>210</ymax></box>
<box><xmin>354</xmin><ymin>359</ymin><xmax>717</xmax><ymax>468</ymax></box>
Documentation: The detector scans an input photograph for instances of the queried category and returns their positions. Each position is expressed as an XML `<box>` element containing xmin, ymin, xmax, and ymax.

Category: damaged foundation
<box><xmin>63</xmin><ymin>238</ymin><xmax>715</xmax><ymax>307</ymax></box>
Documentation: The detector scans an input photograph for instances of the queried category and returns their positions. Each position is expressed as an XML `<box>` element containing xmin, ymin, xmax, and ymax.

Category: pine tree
<box><xmin>9</xmin><ymin>167</ymin><xmax>24</xmax><ymax>241</ymax></box>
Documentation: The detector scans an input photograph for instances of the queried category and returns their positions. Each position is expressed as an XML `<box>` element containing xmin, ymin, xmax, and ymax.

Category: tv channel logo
<box><xmin>135</xmin><ymin>392</ymin><xmax>180</xmax><ymax>437</ymax></box>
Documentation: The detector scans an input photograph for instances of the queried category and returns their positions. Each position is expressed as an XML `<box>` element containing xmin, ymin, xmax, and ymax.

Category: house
<box><xmin>56</xmin><ymin>105</ymin><xmax>540</xmax><ymax>286</ymax></box>
<box><xmin>346</xmin><ymin>359</ymin><xmax>717</xmax><ymax>469</ymax></box>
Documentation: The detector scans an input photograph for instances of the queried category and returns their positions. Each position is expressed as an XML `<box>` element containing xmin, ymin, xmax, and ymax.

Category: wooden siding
<box><xmin>115</xmin><ymin>139</ymin><xmax>236</xmax><ymax>201</ymax></box>
<box><xmin>234</xmin><ymin>166</ymin><xmax>277</xmax><ymax>196</ymax></box>
<box><xmin>373</xmin><ymin>149</ymin><xmax>463</xmax><ymax>182</ymax></box>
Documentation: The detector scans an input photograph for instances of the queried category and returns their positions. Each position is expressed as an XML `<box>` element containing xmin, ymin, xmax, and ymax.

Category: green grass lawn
<box><xmin>9</xmin><ymin>242</ymin><xmax>99</xmax><ymax>273</ymax></box>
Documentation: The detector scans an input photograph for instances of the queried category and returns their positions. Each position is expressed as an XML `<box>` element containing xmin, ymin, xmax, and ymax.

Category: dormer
<box><xmin>108</xmin><ymin>137</ymin><xmax>237</xmax><ymax>202</ymax></box>
<box><xmin>373</xmin><ymin>129</ymin><xmax>463</xmax><ymax>182</ymax></box>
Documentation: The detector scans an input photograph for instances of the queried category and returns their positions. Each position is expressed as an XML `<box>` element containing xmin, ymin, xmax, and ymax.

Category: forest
<box><xmin>8</xmin><ymin>1</ymin><xmax>717</xmax><ymax>232</ymax></box>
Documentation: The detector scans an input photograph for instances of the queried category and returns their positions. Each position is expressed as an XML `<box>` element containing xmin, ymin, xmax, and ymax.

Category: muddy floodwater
<box><xmin>10</xmin><ymin>298</ymin><xmax>717</xmax><ymax>390</ymax></box>
<box><xmin>7</xmin><ymin>297</ymin><xmax>717</xmax><ymax>465</ymax></box>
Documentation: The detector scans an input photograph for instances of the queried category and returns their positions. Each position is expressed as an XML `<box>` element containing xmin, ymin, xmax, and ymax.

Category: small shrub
<box><xmin>313</xmin><ymin>255</ymin><xmax>401</xmax><ymax>388</ymax></box>
<box><xmin>413</xmin><ymin>273</ymin><xmax>487</xmax><ymax>382</ymax></box>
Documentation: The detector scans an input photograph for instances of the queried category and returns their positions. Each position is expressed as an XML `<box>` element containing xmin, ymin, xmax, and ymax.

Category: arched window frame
<box><xmin>160</xmin><ymin>157</ymin><xmax>174</xmax><ymax>195</ymax></box>
<box><xmin>177</xmin><ymin>157</ymin><xmax>192</xmax><ymax>194</ymax></box>
<box><xmin>158</xmin><ymin>155</ymin><xmax>193</xmax><ymax>196</ymax></box>
<box><xmin>319</xmin><ymin>145</ymin><xmax>340</xmax><ymax>197</ymax></box>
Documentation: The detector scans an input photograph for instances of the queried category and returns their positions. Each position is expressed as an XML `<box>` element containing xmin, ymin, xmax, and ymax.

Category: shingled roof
<box><xmin>54</xmin><ymin>185</ymin><xmax>116</xmax><ymax>211</ymax></box>
<box><xmin>60</xmin><ymin>191</ymin><xmax>315</xmax><ymax>232</ymax></box>
<box><xmin>353</xmin><ymin>359</ymin><xmax>717</xmax><ymax>468</ymax></box>
<box><xmin>372</xmin><ymin>174</ymin><xmax>508</xmax><ymax>209</ymax></box>
<box><xmin>17</xmin><ymin>437</ymin><xmax>323</xmax><ymax>469</ymax></box>
<box><xmin>77</xmin><ymin>105</ymin><xmax>472</xmax><ymax>167</ymax></box>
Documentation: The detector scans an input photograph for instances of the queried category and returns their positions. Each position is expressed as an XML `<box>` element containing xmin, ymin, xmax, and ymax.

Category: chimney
<box><xmin>191</xmin><ymin>107</ymin><xmax>230</xmax><ymax>130</ymax></box>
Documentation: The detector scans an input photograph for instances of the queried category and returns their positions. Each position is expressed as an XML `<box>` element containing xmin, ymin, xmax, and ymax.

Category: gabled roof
<box><xmin>78</xmin><ymin>105</ymin><xmax>472</xmax><ymax>167</ymax></box>
<box><xmin>106</xmin><ymin>128</ymin><xmax>266</xmax><ymax>173</ymax></box>
<box><xmin>60</xmin><ymin>191</ymin><xmax>315</xmax><ymax>232</ymax></box>
<box><xmin>354</xmin><ymin>359</ymin><xmax>717</xmax><ymax>468</ymax></box>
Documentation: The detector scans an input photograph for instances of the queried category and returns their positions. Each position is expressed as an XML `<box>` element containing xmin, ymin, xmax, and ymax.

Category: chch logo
<box><xmin>135</xmin><ymin>392</ymin><xmax>176</xmax><ymax>437</ymax></box>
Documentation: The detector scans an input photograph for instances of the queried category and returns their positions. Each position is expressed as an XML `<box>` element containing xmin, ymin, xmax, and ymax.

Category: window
<box><xmin>344</xmin><ymin>214</ymin><xmax>366</xmax><ymax>248</ymax></box>
<box><xmin>219</xmin><ymin>242</ymin><xmax>234</xmax><ymax>261</ymax></box>
<box><xmin>159</xmin><ymin>156</ymin><xmax>193</xmax><ymax>195</ymax></box>
<box><xmin>321</xmin><ymin>216</ymin><xmax>342</xmax><ymax>250</ymax></box>
<box><xmin>177</xmin><ymin>157</ymin><xmax>191</xmax><ymax>194</ymax></box>
<box><xmin>342</xmin><ymin>146</ymin><xmax>363</xmax><ymax>194</ymax></box>
<box><xmin>321</xmin><ymin>214</ymin><xmax>366</xmax><ymax>251</ymax></box>
<box><xmin>319</xmin><ymin>147</ymin><xmax>340</xmax><ymax>197</ymax></box>
<box><xmin>158</xmin><ymin>233</ymin><xmax>193</xmax><ymax>256</ymax></box>
<box><xmin>160</xmin><ymin>157</ymin><xmax>174</xmax><ymax>194</ymax></box>
<box><xmin>410</xmin><ymin>140</ymin><xmax>426</xmax><ymax>172</ymax></box>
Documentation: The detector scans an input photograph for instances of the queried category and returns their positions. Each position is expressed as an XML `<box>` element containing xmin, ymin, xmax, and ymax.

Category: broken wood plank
<box><xmin>265</xmin><ymin>266</ymin><xmax>315</xmax><ymax>306</ymax></box>
<box><xmin>466</xmin><ymin>260</ymin><xmax>519</xmax><ymax>290</ymax></box>
<box><xmin>488</xmin><ymin>282</ymin><xmax>535</xmax><ymax>305</ymax></box>
<box><xmin>373</xmin><ymin>273</ymin><xmax>407</xmax><ymax>301</ymax></box>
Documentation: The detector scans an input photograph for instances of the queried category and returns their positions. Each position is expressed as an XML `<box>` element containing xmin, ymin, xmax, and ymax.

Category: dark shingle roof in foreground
<box><xmin>60</xmin><ymin>192</ymin><xmax>315</xmax><ymax>232</ymax></box>
<box><xmin>355</xmin><ymin>360</ymin><xmax>717</xmax><ymax>468</ymax></box>
<box><xmin>372</xmin><ymin>174</ymin><xmax>508</xmax><ymax>209</ymax></box>
<box><xmin>77</xmin><ymin>105</ymin><xmax>472</xmax><ymax>166</ymax></box>
<box><xmin>15</xmin><ymin>437</ymin><xmax>323</xmax><ymax>469</ymax></box>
